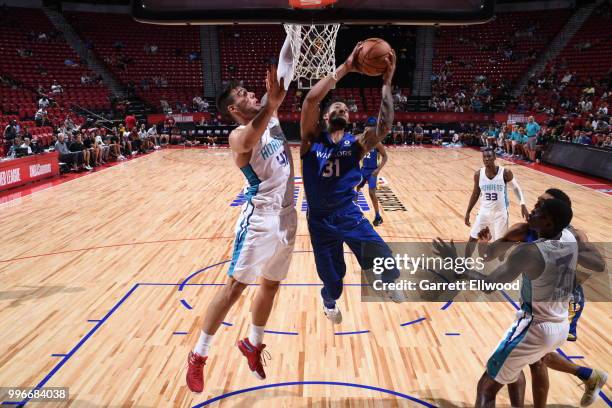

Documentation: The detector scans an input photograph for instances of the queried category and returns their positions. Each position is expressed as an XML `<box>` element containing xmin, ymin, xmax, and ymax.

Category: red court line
<box><xmin>0</xmin><ymin>234</ymin><xmax>460</xmax><ymax>264</ymax></box>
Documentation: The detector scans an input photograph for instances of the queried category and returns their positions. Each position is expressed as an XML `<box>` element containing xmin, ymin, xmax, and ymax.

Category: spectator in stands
<box><xmin>83</xmin><ymin>131</ymin><xmax>100</xmax><ymax>166</ymax></box>
<box><xmin>19</xmin><ymin>138</ymin><xmax>33</xmax><ymax>155</ymax></box>
<box><xmin>80</xmin><ymin>74</ymin><xmax>91</xmax><ymax>85</ymax></box>
<box><xmin>94</xmin><ymin>132</ymin><xmax>109</xmax><ymax>164</ymax></box>
<box><xmin>431</xmin><ymin>128</ymin><xmax>443</xmax><ymax>146</ymax></box>
<box><xmin>70</xmin><ymin>134</ymin><xmax>92</xmax><ymax>170</ymax></box>
<box><xmin>35</xmin><ymin>108</ymin><xmax>48</xmax><ymax>126</ymax></box>
<box><xmin>51</xmin><ymin>80</ymin><xmax>63</xmax><ymax>94</ymax></box>
<box><xmin>55</xmin><ymin>133</ymin><xmax>82</xmax><ymax>171</ymax></box>
<box><xmin>414</xmin><ymin>123</ymin><xmax>424</xmax><ymax>145</ymax></box>
<box><xmin>392</xmin><ymin>122</ymin><xmax>404</xmax><ymax>145</ymax></box>
<box><xmin>3</xmin><ymin>119</ymin><xmax>18</xmax><ymax>151</ymax></box>
<box><xmin>602</xmin><ymin>135</ymin><xmax>611</xmax><ymax>148</ymax></box>
<box><xmin>125</xmin><ymin>114</ymin><xmax>137</xmax><ymax>131</ymax></box>
<box><xmin>6</xmin><ymin>138</ymin><xmax>22</xmax><ymax>158</ymax></box>
<box><xmin>146</xmin><ymin>124</ymin><xmax>161</xmax><ymax>149</ymax></box>
<box><xmin>38</xmin><ymin>95</ymin><xmax>50</xmax><ymax>109</ymax></box>
<box><xmin>129</xmin><ymin>127</ymin><xmax>142</xmax><ymax>154</ymax></box>
<box><xmin>64</xmin><ymin>115</ymin><xmax>76</xmax><ymax>135</ymax></box>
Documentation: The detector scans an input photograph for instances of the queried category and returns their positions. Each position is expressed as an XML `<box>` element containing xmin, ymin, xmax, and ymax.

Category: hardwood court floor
<box><xmin>0</xmin><ymin>147</ymin><xmax>610</xmax><ymax>407</ymax></box>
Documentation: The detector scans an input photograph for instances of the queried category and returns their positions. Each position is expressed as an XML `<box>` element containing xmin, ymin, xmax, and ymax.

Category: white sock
<box><xmin>248</xmin><ymin>325</ymin><xmax>265</xmax><ymax>346</ymax></box>
<box><xmin>193</xmin><ymin>331</ymin><xmax>213</xmax><ymax>357</ymax></box>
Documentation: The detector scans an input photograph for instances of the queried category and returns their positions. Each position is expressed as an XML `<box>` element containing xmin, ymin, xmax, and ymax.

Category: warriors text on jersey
<box><xmin>302</xmin><ymin>131</ymin><xmax>363</xmax><ymax>213</ymax></box>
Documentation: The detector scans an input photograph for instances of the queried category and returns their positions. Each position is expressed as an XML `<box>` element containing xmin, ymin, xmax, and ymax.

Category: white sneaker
<box><xmin>85</xmin><ymin>165</ymin><xmax>92</xmax><ymax>170</ymax></box>
<box><xmin>321</xmin><ymin>297</ymin><xmax>342</xmax><ymax>324</ymax></box>
<box><xmin>131</xmin><ymin>151</ymin><xmax>137</xmax><ymax>156</ymax></box>
<box><xmin>581</xmin><ymin>368</ymin><xmax>608</xmax><ymax>407</ymax></box>
<box><xmin>385</xmin><ymin>288</ymin><xmax>407</xmax><ymax>303</ymax></box>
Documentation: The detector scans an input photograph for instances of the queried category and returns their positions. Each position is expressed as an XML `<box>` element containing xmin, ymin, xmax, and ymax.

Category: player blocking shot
<box><xmin>186</xmin><ymin>36</ymin><xmax>297</xmax><ymax>392</ymax></box>
<box><xmin>300</xmin><ymin>40</ymin><xmax>403</xmax><ymax>325</ymax></box>
<box><xmin>464</xmin><ymin>147</ymin><xmax>529</xmax><ymax>258</ymax></box>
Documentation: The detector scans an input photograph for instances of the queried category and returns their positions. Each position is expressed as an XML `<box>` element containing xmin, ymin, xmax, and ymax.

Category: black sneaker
<box><xmin>373</xmin><ymin>216</ymin><xmax>383</xmax><ymax>226</ymax></box>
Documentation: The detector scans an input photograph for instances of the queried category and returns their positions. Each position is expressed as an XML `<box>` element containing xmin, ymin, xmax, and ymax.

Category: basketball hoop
<box><xmin>283</xmin><ymin>23</ymin><xmax>340</xmax><ymax>89</ymax></box>
<box><xmin>283</xmin><ymin>0</ymin><xmax>340</xmax><ymax>89</ymax></box>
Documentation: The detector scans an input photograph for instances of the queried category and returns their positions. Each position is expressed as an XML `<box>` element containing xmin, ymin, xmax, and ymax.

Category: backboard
<box><xmin>132</xmin><ymin>0</ymin><xmax>495</xmax><ymax>25</ymax></box>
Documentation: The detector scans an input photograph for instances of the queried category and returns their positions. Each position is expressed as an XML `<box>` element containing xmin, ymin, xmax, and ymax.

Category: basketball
<box><xmin>355</xmin><ymin>38</ymin><xmax>393</xmax><ymax>76</ymax></box>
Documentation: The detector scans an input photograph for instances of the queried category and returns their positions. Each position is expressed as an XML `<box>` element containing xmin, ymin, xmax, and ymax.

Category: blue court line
<box><xmin>335</xmin><ymin>330</ymin><xmax>370</xmax><ymax>336</ymax></box>
<box><xmin>180</xmin><ymin>299</ymin><xmax>193</xmax><ymax>310</ymax></box>
<box><xmin>263</xmin><ymin>330</ymin><xmax>299</xmax><ymax>336</ymax></box>
<box><xmin>173</xmin><ymin>331</ymin><xmax>189</xmax><ymax>335</ymax></box>
<box><xmin>445</xmin><ymin>333</ymin><xmax>460</xmax><ymax>336</ymax></box>
<box><xmin>9</xmin><ymin>283</ymin><xmax>141</xmax><ymax>406</ymax></box>
<box><xmin>566</xmin><ymin>355</ymin><xmax>584</xmax><ymax>360</ymax></box>
<box><xmin>178</xmin><ymin>260</ymin><xmax>231</xmax><ymax>291</ymax></box>
<box><xmin>221</xmin><ymin>321</ymin><xmax>233</xmax><ymax>327</ymax></box>
<box><xmin>191</xmin><ymin>381</ymin><xmax>436</xmax><ymax>407</ymax></box>
<box><xmin>500</xmin><ymin>290</ymin><xmax>520</xmax><ymax>310</ymax></box>
<box><xmin>440</xmin><ymin>300</ymin><xmax>453</xmax><ymax>310</ymax></box>
<box><xmin>87</xmin><ymin>319</ymin><xmax>100</xmax><ymax>322</ymax></box>
<box><xmin>400</xmin><ymin>317</ymin><xmax>427</xmax><ymax>327</ymax></box>
<box><xmin>50</xmin><ymin>354</ymin><xmax>66</xmax><ymax>357</ymax></box>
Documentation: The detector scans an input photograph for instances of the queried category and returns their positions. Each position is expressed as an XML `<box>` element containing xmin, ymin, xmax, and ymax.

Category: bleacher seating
<box><xmin>432</xmin><ymin>9</ymin><xmax>572</xmax><ymax>98</ymax></box>
<box><xmin>0</xmin><ymin>7</ymin><xmax>110</xmax><ymax>116</ymax></box>
<box><xmin>66</xmin><ymin>11</ymin><xmax>203</xmax><ymax>111</ymax></box>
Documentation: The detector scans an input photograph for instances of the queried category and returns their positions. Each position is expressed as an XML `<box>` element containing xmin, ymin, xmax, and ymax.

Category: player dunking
<box><xmin>186</xmin><ymin>40</ymin><xmax>297</xmax><ymax>391</ymax></box>
<box><xmin>356</xmin><ymin>137</ymin><xmax>387</xmax><ymax>226</ymax></box>
<box><xmin>435</xmin><ymin>197</ymin><xmax>578</xmax><ymax>408</ymax></box>
<box><xmin>300</xmin><ymin>43</ymin><xmax>402</xmax><ymax>324</ymax></box>
<box><xmin>464</xmin><ymin>148</ymin><xmax>529</xmax><ymax>258</ymax></box>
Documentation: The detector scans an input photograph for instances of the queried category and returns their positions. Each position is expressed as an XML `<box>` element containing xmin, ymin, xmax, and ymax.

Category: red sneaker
<box><xmin>236</xmin><ymin>338</ymin><xmax>270</xmax><ymax>380</ymax></box>
<box><xmin>186</xmin><ymin>351</ymin><xmax>207</xmax><ymax>393</ymax></box>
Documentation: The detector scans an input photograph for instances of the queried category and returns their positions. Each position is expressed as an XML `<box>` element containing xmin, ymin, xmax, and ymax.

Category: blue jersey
<box><xmin>302</xmin><ymin>131</ymin><xmax>363</xmax><ymax>213</ymax></box>
<box><xmin>362</xmin><ymin>148</ymin><xmax>378</xmax><ymax>170</ymax></box>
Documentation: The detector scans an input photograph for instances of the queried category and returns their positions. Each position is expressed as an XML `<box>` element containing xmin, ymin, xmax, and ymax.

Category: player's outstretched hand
<box><xmin>464</xmin><ymin>213</ymin><xmax>471</xmax><ymax>227</ymax></box>
<box><xmin>432</xmin><ymin>237</ymin><xmax>458</xmax><ymax>259</ymax></box>
<box><xmin>382</xmin><ymin>49</ymin><xmax>396</xmax><ymax>85</ymax></box>
<box><xmin>520</xmin><ymin>204</ymin><xmax>529</xmax><ymax>220</ymax></box>
<box><xmin>477</xmin><ymin>227</ymin><xmax>492</xmax><ymax>242</ymax></box>
<box><xmin>265</xmin><ymin>65</ymin><xmax>287</xmax><ymax>110</ymax></box>
<box><xmin>344</xmin><ymin>42</ymin><xmax>364</xmax><ymax>73</ymax></box>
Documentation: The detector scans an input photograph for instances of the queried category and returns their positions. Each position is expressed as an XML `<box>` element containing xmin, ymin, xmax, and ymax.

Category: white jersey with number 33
<box><xmin>478</xmin><ymin>166</ymin><xmax>508</xmax><ymax>215</ymax></box>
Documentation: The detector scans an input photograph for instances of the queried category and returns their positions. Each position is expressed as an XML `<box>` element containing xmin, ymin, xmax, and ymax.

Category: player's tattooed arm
<box><xmin>359</xmin><ymin>51</ymin><xmax>396</xmax><ymax>155</ymax></box>
<box><xmin>464</xmin><ymin>171</ymin><xmax>480</xmax><ymax>226</ymax></box>
<box><xmin>301</xmin><ymin>43</ymin><xmax>362</xmax><ymax>156</ymax></box>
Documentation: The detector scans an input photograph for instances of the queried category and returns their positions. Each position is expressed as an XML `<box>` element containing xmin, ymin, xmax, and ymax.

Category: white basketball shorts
<box><xmin>227</xmin><ymin>203</ymin><xmax>297</xmax><ymax>284</ymax></box>
<box><xmin>487</xmin><ymin>312</ymin><xmax>569</xmax><ymax>384</ymax></box>
<box><xmin>470</xmin><ymin>211</ymin><xmax>508</xmax><ymax>240</ymax></box>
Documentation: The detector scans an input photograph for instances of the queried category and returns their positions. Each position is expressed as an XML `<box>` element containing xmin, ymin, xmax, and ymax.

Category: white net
<box><xmin>283</xmin><ymin>23</ymin><xmax>340</xmax><ymax>89</ymax></box>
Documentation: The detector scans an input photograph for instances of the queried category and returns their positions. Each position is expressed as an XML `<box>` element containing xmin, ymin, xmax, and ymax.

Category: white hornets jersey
<box><xmin>237</xmin><ymin>117</ymin><xmax>294</xmax><ymax>211</ymax></box>
<box><xmin>521</xmin><ymin>229</ymin><xmax>578</xmax><ymax>322</ymax></box>
<box><xmin>478</xmin><ymin>166</ymin><xmax>508</xmax><ymax>214</ymax></box>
